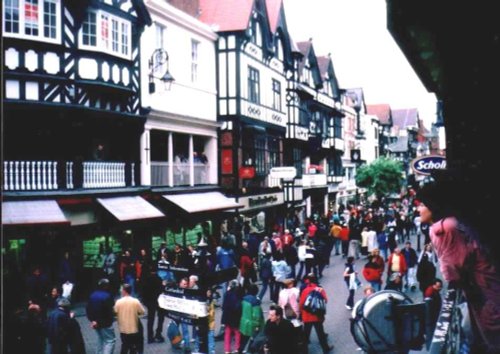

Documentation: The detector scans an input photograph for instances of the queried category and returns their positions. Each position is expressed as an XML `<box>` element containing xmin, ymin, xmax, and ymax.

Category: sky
<box><xmin>283</xmin><ymin>0</ymin><xmax>437</xmax><ymax>128</ymax></box>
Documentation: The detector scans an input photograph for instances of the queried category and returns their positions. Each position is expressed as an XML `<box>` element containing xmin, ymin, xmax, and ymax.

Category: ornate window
<box><xmin>3</xmin><ymin>0</ymin><xmax>61</xmax><ymax>42</ymax></box>
<box><xmin>80</xmin><ymin>9</ymin><xmax>131</xmax><ymax>59</ymax></box>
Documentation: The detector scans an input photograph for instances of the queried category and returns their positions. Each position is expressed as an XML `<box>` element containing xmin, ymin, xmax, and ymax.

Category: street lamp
<box><xmin>149</xmin><ymin>48</ymin><xmax>175</xmax><ymax>93</ymax></box>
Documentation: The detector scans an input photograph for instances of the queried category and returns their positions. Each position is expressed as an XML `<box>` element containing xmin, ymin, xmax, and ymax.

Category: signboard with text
<box><xmin>411</xmin><ymin>155</ymin><xmax>447</xmax><ymax>176</ymax></box>
<box><xmin>269</xmin><ymin>166</ymin><xmax>297</xmax><ymax>180</ymax></box>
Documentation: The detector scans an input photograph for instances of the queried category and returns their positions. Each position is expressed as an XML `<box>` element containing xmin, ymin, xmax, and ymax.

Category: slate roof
<box><xmin>199</xmin><ymin>0</ymin><xmax>254</xmax><ymax>32</ymax></box>
<box><xmin>391</xmin><ymin>108</ymin><xmax>419</xmax><ymax>129</ymax></box>
<box><xmin>316</xmin><ymin>56</ymin><xmax>330</xmax><ymax>79</ymax></box>
<box><xmin>387</xmin><ymin>136</ymin><xmax>409</xmax><ymax>153</ymax></box>
<box><xmin>367</xmin><ymin>104</ymin><xmax>392</xmax><ymax>125</ymax></box>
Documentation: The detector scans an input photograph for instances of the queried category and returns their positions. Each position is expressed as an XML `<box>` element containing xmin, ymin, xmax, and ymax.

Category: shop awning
<box><xmin>2</xmin><ymin>200</ymin><xmax>70</xmax><ymax>225</ymax></box>
<box><xmin>163</xmin><ymin>192</ymin><xmax>243</xmax><ymax>213</ymax></box>
<box><xmin>97</xmin><ymin>196</ymin><xmax>165</xmax><ymax>221</ymax></box>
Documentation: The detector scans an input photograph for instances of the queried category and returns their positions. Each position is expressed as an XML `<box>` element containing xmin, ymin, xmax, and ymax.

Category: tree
<box><xmin>355</xmin><ymin>157</ymin><xmax>404</xmax><ymax>201</ymax></box>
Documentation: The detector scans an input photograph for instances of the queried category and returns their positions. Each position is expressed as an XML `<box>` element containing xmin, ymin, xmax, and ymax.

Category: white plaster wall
<box><xmin>141</xmin><ymin>0</ymin><xmax>217</xmax><ymax>122</ymax></box>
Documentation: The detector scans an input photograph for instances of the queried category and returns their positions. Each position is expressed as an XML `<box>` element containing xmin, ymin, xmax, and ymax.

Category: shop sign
<box><xmin>238</xmin><ymin>192</ymin><xmax>284</xmax><ymax>211</ymax></box>
<box><xmin>239</xmin><ymin>166</ymin><xmax>256</xmax><ymax>179</ymax></box>
<box><xmin>411</xmin><ymin>155</ymin><xmax>447</xmax><ymax>175</ymax></box>
<box><xmin>221</xmin><ymin>149</ymin><xmax>233</xmax><ymax>174</ymax></box>
<box><xmin>269</xmin><ymin>166</ymin><xmax>297</xmax><ymax>180</ymax></box>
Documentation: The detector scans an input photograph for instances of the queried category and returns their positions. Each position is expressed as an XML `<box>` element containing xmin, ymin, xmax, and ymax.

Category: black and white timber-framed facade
<box><xmin>289</xmin><ymin>40</ymin><xmax>344</xmax><ymax>217</ymax></box>
<box><xmin>3</xmin><ymin>0</ymin><xmax>151</xmax><ymax>192</ymax></box>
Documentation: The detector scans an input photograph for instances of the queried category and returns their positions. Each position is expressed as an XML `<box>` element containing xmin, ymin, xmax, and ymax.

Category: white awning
<box><xmin>2</xmin><ymin>200</ymin><xmax>70</xmax><ymax>225</ymax></box>
<box><xmin>163</xmin><ymin>192</ymin><xmax>242</xmax><ymax>213</ymax></box>
<box><xmin>97</xmin><ymin>196</ymin><xmax>165</xmax><ymax>221</ymax></box>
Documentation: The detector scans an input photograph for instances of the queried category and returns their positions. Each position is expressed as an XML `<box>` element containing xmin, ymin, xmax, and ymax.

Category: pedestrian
<box><xmin>221</xmin><ymin>280</ymin><xmax>242</xmax><ymax>354</ymax></box>
<box><xmin>257</xmin><ymin>252</ymin><xmax>272</xmax><ymax>302</ymax></box>
<box><xmin>278</xmin><ymin>278</ymin><xmax>299</xmax><ymax>320</ymax></box>
<box><xmin>46</xmin><ymin>298</ymin><xmax>75</xmax><ymax>354</ymax></box>
<box><xmin>239</xmin><ymin>284</ymin><xmax>264</xmax><ymax>352</ymax></box>
<box><xmin>87</xmin><ymin>278</ymin><xmax>116</xmax><ymax>354</ymax></box>
<box><xmin>119</xmin><ymin>250</ymin><xmax>137</xmax><ymax>296</ymax></box>
<box><xmin>344</xmin><ymin>256</ymin><xmax>359</xmax><ymax>310</ymax></box>
<box><xmin>141</xmin><ymin>270</ymin><xmax>165</xmax><ymax>343</ymax></box>
<box><xmin>362</xmin><ymin>256</ymin><xmax>383</xmax><ymax>292</ymax></box>
<box><xmin>114</xmin><ymin>283</ymin><xmax>145</xmax><ymax>354</ymax></box>
<box><xmin>402</xmin><ymin>241</ymin><xmax>418</xmax><ymax>290</ymax></box>
<box><xmin>387</xmin><ymin>247</ymin><xmax>407</xmax><ymax>285</ymax></box>
<box><xmin>264</xmin><ymin>305</ymin><xmax>298</xmax><ymax>354</ymax></box>
<box><xmin>416</xmin><ymin>243</ymin><xmax>437</xmax><ymax>299</ymax></box>
<box><xmin>299</xmin><ymin>274</ymin><xmax>333</xmax><ymax>353</ymax></box>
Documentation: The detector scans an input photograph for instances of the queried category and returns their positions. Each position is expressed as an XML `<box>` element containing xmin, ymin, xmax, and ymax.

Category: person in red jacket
<box><xmin>362</xmin><ymin>257</ymin><xmax>383</xmax><ymax>291</ymax></box>
<box><xmin>239</xmin><ymin>244</ymin><xmax>254</xmax><ymax>290</ymax></box>
<box><xmin>299</xmin><ymin>274</ymin><xmax>333</xmax><ymax>353</ymax></box>
<box><xmin>339</xmin><ymin>223</ymin><xmax>350</xmax><ymax>258</ymax></box>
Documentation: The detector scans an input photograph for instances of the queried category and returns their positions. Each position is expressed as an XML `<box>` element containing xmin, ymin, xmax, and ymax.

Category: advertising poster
<box><xmin>83</xmin><ymin>236</ymin><xmax>122</xmax><ymax>268</ymax></box>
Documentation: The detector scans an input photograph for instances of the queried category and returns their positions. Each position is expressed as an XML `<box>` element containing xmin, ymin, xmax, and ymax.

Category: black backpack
<box><xmin>303</xmin><ymin>287</ymin><xmax>326</xmax><ymax>315</ymax></box>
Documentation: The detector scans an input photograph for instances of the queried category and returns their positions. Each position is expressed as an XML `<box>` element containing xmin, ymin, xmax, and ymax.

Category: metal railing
<box><xmin>429</xmin><ymin>288</ymin><xmax>467</xmax><ymax>354</ymax></box>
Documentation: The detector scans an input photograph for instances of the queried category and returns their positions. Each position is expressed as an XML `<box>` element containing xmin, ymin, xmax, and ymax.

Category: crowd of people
<box><xmin>6</xmin><ymin>175</ymin><xmax>500</xmax><ymax>354</ymax></box>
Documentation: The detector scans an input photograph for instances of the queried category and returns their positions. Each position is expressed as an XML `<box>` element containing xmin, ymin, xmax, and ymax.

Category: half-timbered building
<box><xmin>290</xmin><ymin>40</ymin><xmax>344</xmax><ymax>217</ymax></box>
<box><xmin>2</xmin><ymin>0</ymin><xmax>157</xmax><ymax>298</ymax></box>
<box><xmin>199</xmin><ymin>0</ymin><xmax>295</xmax><ymax>231</ymax></box>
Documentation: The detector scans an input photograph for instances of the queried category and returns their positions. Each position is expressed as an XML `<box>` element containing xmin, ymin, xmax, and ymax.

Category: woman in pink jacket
<box><xmin>418</xmin><ymin>180</ymin><xmax>500</xmax><ymax>353</ymax></box>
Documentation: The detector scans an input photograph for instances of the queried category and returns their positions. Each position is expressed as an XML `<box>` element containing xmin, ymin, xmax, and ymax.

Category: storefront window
<box><xmin>82</xmin><ymin>235</ymin><xmax>121</xmax><ymax>268</ymax></box>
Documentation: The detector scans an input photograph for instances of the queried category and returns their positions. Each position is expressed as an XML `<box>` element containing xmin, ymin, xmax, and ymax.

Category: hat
<box><xmin>57</xmin><ymin>298</ymin><xmax>71</xmax><ymax>308</ymax></box>
<box><xmin>284</xmin><ymin>229</ymin><xmax>290</xmax><ymax>234</ymax></box>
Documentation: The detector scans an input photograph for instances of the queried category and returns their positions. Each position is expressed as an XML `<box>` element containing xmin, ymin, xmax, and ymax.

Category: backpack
<box><xmin>302</xmin><ymin>287</ymin><xmax>326</xmax><ymax>315</ymax></box>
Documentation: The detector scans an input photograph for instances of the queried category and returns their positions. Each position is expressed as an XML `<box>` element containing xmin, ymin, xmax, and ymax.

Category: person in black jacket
<box><xmin>47</xmin><ymin>298</ymin><xmax>73</xmax><ymax>354</ymax></box>
<box><xmin>142</xmin><ymin>269</ymin><xmax>166</xmax><ymax>343</ymax></box>
<box><xmin>264</xmin><ymin>305</ymin><xmax>298</xmax><ymax>354</ymax></box>
<box><xmin>86</xmin><ymin>278</ymin><xmax>116</xmax><ymax>354</ymax></box>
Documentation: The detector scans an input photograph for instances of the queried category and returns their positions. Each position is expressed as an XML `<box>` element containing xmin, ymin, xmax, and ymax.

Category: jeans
<box><xmin>369</xmin><ymin>281</ymin><xmax>381</xmax><ymax>292</ymax></box>
<box><xmin>258</xmin><ymin>278</ymin><xmax>270</xmax><ymax>300</ymax></box>
<box><xmin>334</xmin><ymin>238</ymin><xmax>341</xmax><ymax>254</ymax></box>
<box><xmin>181</xmin><ymin>323</ymin><xmax>190</xmax><ymax>350</ymax></box>
<box><xmin>208</xmin><ymin>329</ymin><xmax>215</xmax><ymax>354</ymax></box>
<box><xmin>296</xmin><ymin>261</ymin><xmax>306</xmax><ymax>281</ymax></box>
<box><xmin>96</xmin><ymin>326</ymin><xmax>116</xmax><ymax>354</ymax></box>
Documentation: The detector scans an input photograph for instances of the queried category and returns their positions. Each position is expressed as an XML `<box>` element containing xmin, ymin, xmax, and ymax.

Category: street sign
<box><xmin>411</xmin><ymin>155</ymin><xmax>446</xmax><ymax>176</ymax></box>
<box><xmin>269</xmin><ymin>166</ymin><xmax>297</xmax><ymax>179</ymax></box>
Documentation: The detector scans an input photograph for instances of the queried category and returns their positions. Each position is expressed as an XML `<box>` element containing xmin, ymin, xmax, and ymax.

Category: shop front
<box><xmin>303</xmin><ymin>187</ymin><xmax>328</xmax><ymax>219</ymax></box>
<box><xmin>235</xmin><ymin>191</ymin><xmax>285</xmax><ymax>236</ymax></box>
<box><xmin>150</xmin><ymin>190</ymin><xmax>243</xmax><ymax>257</ymax></box>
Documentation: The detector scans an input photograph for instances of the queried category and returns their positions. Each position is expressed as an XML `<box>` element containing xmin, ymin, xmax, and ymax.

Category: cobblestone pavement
<box><xmin>75</xmin><ymin>232</ymin><xmax>435</xmax><ymax>353</ymax></box>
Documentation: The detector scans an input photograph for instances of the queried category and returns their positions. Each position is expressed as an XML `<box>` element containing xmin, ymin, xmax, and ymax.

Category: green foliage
<box><xmin>355</xmin><ymin>157</ymin><xmax>404</xmax><ymax>200</ymax></box>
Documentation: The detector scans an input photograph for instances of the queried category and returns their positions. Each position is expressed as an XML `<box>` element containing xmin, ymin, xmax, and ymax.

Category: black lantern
<box><xmin>149</xmin><ymin>48</ymin><xmax>175</xmax><ymax>93</ymax></box>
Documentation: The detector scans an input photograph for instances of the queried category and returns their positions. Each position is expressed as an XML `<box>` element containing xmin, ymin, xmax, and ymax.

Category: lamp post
<box><xmin>149</xmin><ymin>48</ymin><xmax>175</xmax><ymax>93</ymax></box>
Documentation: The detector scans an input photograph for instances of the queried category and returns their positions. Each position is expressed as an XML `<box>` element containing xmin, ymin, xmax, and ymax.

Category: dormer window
<box><xmin>302</xmin><ymin>60</ymin><xmax>313</xmax><ymax>87</ymax></box>
<box><xmin>3</xmin><ymin>0</ymin><xmax>61</xmax><ymax>43</ymax></box>
<box><xmin>249</xmin><ymin>20</ymin><xmax>262</xmax><ymax>47</ymax></box>
<box><xmin>276</xmin><ymin>37</ymin><xmax>284</xmax><ymax>61</ymax></box>
<box><xmin>80</xmin><ymin>9</ymin><xmax>131</xmax><ymax>59</ymax></box>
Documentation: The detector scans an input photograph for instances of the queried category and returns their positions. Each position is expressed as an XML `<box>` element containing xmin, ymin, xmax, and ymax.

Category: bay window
<box><xmin>3</xmin><ymin>0</ymin><xmax>60</xmax><ymax>42</ymax></box>
<box><xmin>80</xmin><ymin>9</ymin><xmax>131</xmax><ymax>59</ymax></box>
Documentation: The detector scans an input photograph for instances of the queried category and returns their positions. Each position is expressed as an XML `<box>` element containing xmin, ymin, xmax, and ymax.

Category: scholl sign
<box><xmin>411</xmin><ymin>155</ymin><xmax>447</xmax><ymax>176</ymax></box>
